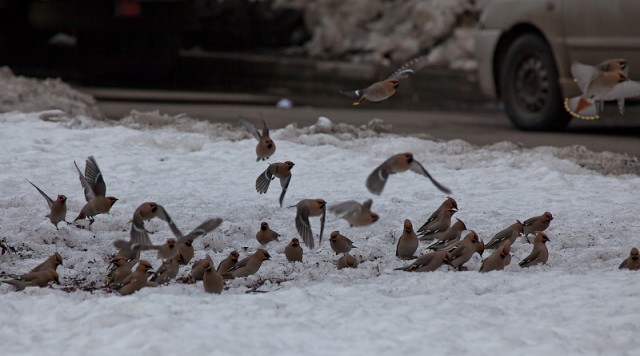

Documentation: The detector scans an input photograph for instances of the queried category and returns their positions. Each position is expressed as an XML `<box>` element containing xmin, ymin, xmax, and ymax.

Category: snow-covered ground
<box><xmin>1</xmin><ymin>80</ymin><xmax>640</xmax><ymax>354</ymax></box>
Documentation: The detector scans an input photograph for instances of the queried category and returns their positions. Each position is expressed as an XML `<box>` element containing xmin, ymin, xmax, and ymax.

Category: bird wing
<box><xmin>85</xmin><ymin>156</ymin><xmax>106</xmax><ymax>197</ymax></box>
<box><xmin>74</xmin><ymin>160</ymin><xmax>96</xmax><ymax>202</ymax></box>
<box><xmin>278</xmin><ymin>175</ymin><xmax>291</xmax><ymax>208</ymax></box>
<box><xmin>387</xmin><ymin>56</ymin><xmax>426</xmax><ymax>80</ymax></box>
<box><xmin>365</xmin><ymin>163</ymin><xmax>390</xmax><ymax>195</ymax></box>
<box><xmin>571</xmin><ymin>61</ymin><xmax>601</xmax><ymax>93</ymax></box>
<box><xmin>619</xmin><ymin>258</ymin><xmax>628</xmax><ymax>270</ymax></box>
<box><xmin>177</xmin><ymin>218</ymin><xmax>222</xmax><ymax>245</ymax></box>
<box><xmin>448</xmin><ymin>244</ymin><xmax>467</xmax><ymax>259</ymax></box>
<box><xmin>339</xmin><ymin>89</ymin><xmax>363</xmax><ymax>99</ymax></box>
<box><xmin>602</xmin><ymin>80</ymin><xmax>640</xmax><ymax>100</ymax></box>
<box><xmin>328</xmin><ymin>200</ymin><xmax>362</xmax><ymax>216</ymax></box>
<box><xmin>410</xmin><ymin>160</ymin><xmax>451</xmax><ymax>194</ymax></box>
<box><xmin>518</xmin><ymin>249</ymin><xmax>540</xmax><ymax>267</ymax></box>
<box><xmin>27</xmin><ymin>180</ymin><xmax>54</xmax><ymax>208</ymax></box>
<box><xmin>113</xmin><ymin>239</ymin><xmax>137</xmax><ymax>252</ymax></box>
<box><xmin>261</xmin><ymin>119</ymin><xmax>270</xmax><ymax>138</ymax></box>
<box><xmin>319</xmin><ymin>205</ymin><xmax>326</xmax><ymax>246</ymax></box>
<box><xmin>225</xmin><ymin>256</ymin><xmax>250</xmax><ymax>273</ymax></box>
<box><xmin>256</xmin><ymin>165</ymin><xmax>274</xmax><ymax>194</ymax></box>
<box><xmin>239</xmin><ymin>117</ymin><xmax>261</xmax><ymax>141</ymax></box>
<box><xmin>295</xmin><ymin>206</ymin><xmax>314</xmax><ymax>250</ymax></box>
<box><xmin>485</xmin><ymin>230</ymin><xmax>509</xmax><ymax>250</ymax></box>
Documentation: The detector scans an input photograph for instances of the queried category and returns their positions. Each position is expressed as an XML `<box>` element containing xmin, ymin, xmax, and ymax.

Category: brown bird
<box><xmin>116</xmin><ymin>260</ymin><xmax>154</xmax><ymax>295</ymax></box>
<box><xmin>293</xmin><ymin>199</ymin><xmax>327</xmax><ymax>250</ymax></box>
<box><xmin>30</xmin><ymin>252</ymin><xmax>63</xmax><ymax>273</ymax></box>
<box><xmin>27</xmin><ymin>180</ymin><xmax>68</xmax><ymax>229</ymax></box>
<box><xmin>396</xmin><ymin>251</ymin><xmax>451</xmax><ymax>272</ymax></box>
<box><xmin>149</xmin><ymin>255</ymin><xmax>181</xmax><ymax>285</ymax></box>
<box><xmin>619</xmin><ymin>247</ymin><xmax>640</xmax><ymax>270</ymax></box>
<box><xmin>329</xmin><ymin>199</ymin><xmax>379</xmax><ymax>227</ymax></box>
<box><xmin>217</xmin><ymin>250</ymin><xmax>240</xmax><ymax>273</ymax></box>
<box><xmin>337</xmin><ymin>254</ymin><xmax>358</xmax><ymax>270</ymax></box>
<box><xmin>176</xmin><ymin>218</ymin><xmax>223</xmax><ymax>266</ymax></box>
<box><xmin>366</xmin><ymin>152</ymin><xmax>451</xmax><ymax>196</ymax></box>
<box><xmin>523</xmin><ymin>212</ymin><xmax>554</xmax><ymax>239</ymax></box>
<box><xmin>447</xmin><ymin>231</ymin><xmax>484</xmax><ymax>270</ymax></box>
<box><xmin>129</xmin><ymin>202</ymin><xmax>184</xmax><ymax>247</ymax></box>
<box><xmin>396</xmin><ymin>219</ymin><xmax>419</xmax><ymax>259</ymax></box>
<box><xmin>202</xmin><ymin>255</ymin><xmax>224</xmax><ymax>294</ymax></box>
<box><xmin>485</xmin><ymin>220</ymin><xmax>525</xmax><ymax>250</ymax></box>
<box><xmin>256</xmin><ymin>161</ymin><xmax>294</xmax><ymax>207</ymax></box>
<box><xmin>340</xmin><ymin>57</ymin><xmax>424</xmax><ymax>105</ymax></box>
<box><xmin>519</xmin><ymin>232</ymin><xmax>550</xmax><ymax>268</ymax></box>
<box><xmin>423</xmin><ymin>197</ymin><xmax>458</xmax><ymax>224</ymax></box>
<box><xmin>3</xmin><ymin>269</ymin><xmax>59</xmax><ymax>291</ymax></box>
<box><xmin>190</xmin><ymin>258</ymin><xmax>206</xmax><ymax>282</ymax></box>
<box><xmin>479</xmin><ymin>242</ymin><xmax>512</xmax><ymax>273</ymax></box>
<box><xmin>426</xmin><ymin>218</ymin><xmax>467</xmax><ymax>251</ymax></box>
<box><xmin>240</xmin><ymin>117</ymin><xmax>276</xmax><ymax>161</ymax></box>
<box><xmin>417</xmin><ymin>208</ymin><xmax>457</xmax><ymax>240</ymax></box>
<box><xmin>285</xmin><ymin>238</ymin><xmax>303</xmax><ymax>262</ymax></box>
<box><xmin>73</xmin><ymin>156</ymin><xmax>118</xmax><ymax>226</ymax></box>
<box><xmin>256</xmin><ymin>222</ymin><xmax>281</xmax><ymax>245</ymax></box>
<box><xmin>107</xmin><ymin>256</ymin><xmax>133</xmax><ymax>286</ymax></box>
<box><xmin>223</xmin><ymin>249</ymin><xmax>271</xmax><ymax>279</ymax></box>
<box><xmin>329</xmin><ymin>231</ymin><xmax>356</xmax><ymax>255</ymax></box>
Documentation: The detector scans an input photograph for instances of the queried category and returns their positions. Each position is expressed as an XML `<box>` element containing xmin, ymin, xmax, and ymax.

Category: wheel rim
<box><xmin>513</xmin><ymin>54</ymin><xmax>549</xmax><ymax>114</ymax></box>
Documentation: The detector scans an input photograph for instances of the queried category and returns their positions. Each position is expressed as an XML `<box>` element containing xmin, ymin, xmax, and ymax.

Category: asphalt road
<box><xmin>85</xmin><ymin>88</ymin><xmax>640</xmax><ymax>160</ymax></box>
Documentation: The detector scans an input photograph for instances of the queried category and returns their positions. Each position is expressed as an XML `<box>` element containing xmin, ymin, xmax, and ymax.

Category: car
<box><xmin>475</xmin><ymin>0</ymin><xmax>640</xmax><ymax>130</ymax></box>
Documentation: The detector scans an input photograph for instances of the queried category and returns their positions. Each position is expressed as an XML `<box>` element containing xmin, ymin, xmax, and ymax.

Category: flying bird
<box><xmin>240</xmin><ymin>117</ymin><xmax>276</xmax><ymax>161</ymax></box>
<box><xmin>72</xmin><ymin>156</ymin><xmax>118</xmax><ymax>226</ymax></box>
<box><xmin>292</xmin><ymin>199</ymin><xmax>326</xmax><ymax>250</ymax></box>
<box><xmin>366</xmin><ymin>152</ymin><xmax>451</xmax><ymax>195</ymax></box>
<box><xmin>256</xmin><ymin>161</ymin><xmax>294</xmax><ymax>207</ymax></box>
<box><xmin>27</xmin><ymin>180</ymin><xmax>69</xmax><ymax>229</ymax></box>
<box><xmin>329</xmin><ymin>199</ymin><xmax>379</xmax><ymax>227</ymax></box>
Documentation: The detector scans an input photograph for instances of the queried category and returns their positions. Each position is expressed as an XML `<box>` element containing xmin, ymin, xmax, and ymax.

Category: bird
<box><xmin>202</xmin><ymin>255</ymin><xmax>224</xmax><ymax>294</ymax></box>
<box><xmin>396</xmin><ymin>251</ymin><xmax>451</xmax><ymax>272</ymax></box>
<box><xmin>340</xmin><ymin>56</ymin><xmax>425</xmax><ymax>105</ymax></box>
<box><xmin>30</xmin><ymin>252</ymin><xmax>63</xmax><ymax>273</ymax></box>
<box><xmin>240</xmin><ymin>117</ymin><xmax>276</xmax><ymax>161</ymax></box>
<box><xmin>417</xmin><ymin>208</ymin><xmax>457</xmax><ymax>240</ymax></box>
<box><xmin>3</xmin><ymin>270</ymin><xmax>59</xmax><ymax>291</ymax></box>
<box><xmin>523</xmin><ymin>212</ymin><xmax>553</xmax><ymax>238</ymax></box>
<box><xmin>518</xmin><ymin>232</ymin><xmax>550</xmax><ymax>268</ymax></box>
<box><xmin>27</xmin><ymin>180</ymin><xmax>68</xmax><ymax>229</ymax></box>
<box><xmin>422</xmin><ymin>197</ymin><xmax>458</xmax><ymax>225</ymax></box>
<box><xmin>116</xmin><ymin>260</ymin><xmax>154</xmax><ymax>295</ymax></box>
<box><xmin>149</xmin><ymin>255</ymin><xmax>181</xmax><ymax>285</ymax></box>
<box><xmin>285</xmin><ymin>238</ymin><xmax>303</xmax><ymax>262</ymax></box>
<box><xmin>222</xmin><ymin>249</ymin><xmax>271</xmax><ymax>279</ymax></box>
<box><xmin>565</xmin><ymin>59</ymin><xmax>640</xmax><ymax>118</ymax></box>
<box><xmin>256</xmin><ymin>222</ymin><xmax>281</xmax><ymax>245</ymax></box>
<box><xmin>447</xmin><ymin>231</ymin><xmax>484</xmax><ymax>270</ymax></box>
<box><xmin>190</xmin><ymin>258</ymin><xmax>206</xmax><ymax>282</ymax></box>
<box><xmin>72</xmin><ymin>156</ymin><xmax>118</xmax><ymax>226</ymax></box>
<box><xmin>366</xmin><ymin>152</ymin><xmax>451</xmax><ymax>196</ymax></box>
<box><xmin>619</xmin><ymin>247</ymin><xmax>640</xmax><ymax>270</ymax></box>
<box><xmin>479</xmin><ymin>242</ymin><xmax>511</xmax><ymax>273</ymax></box>
<box><xmin>329</xmin><ymin>199</ymin><xmax>379</xmax><ymax>227</ymax></box>
<box><xmin>426</xmin><ymin>218</ymin><xmax>467</xmax><ymax>250</ymax></box>
<box><xmin>175</xmin><ymin>218</ymin><xmax>224</xmax><ymax>266</ymax></box>
<box><xmin>484</xmin><ymin>220</ymin><xmax>524</xmax><ymax>250</ymax></box>
<box><xmin>107</xmin><ymin>256</ymin><xmax>133</xmax><ymax>286</ymax></box>
<box><xmin>217</xmin><ymin>250</ymin><xmax>240</xmax><ymax>273</ymax></box>
<box><xmin>396</xmin><ymin>219</ymin><xmax>419</xmax><ymax>259</ymax></box>
<box><xmin>129</xmin><ymin>202</ymin><xmax>184</xmax><ymax>247</ymax></box>
<box><xmin>256</xmin><ymin>161</ymin><xmax>294</xmax><ymax>207</ymax></box>
<box><xmin>337</xmin><ymin>254</ymin><xmax>358</xmax><ymax>270</ymax></box>
<box><xmin>329</xmin><ymin>231</ymin><xmax>356</xmax><ymax>255</ymax></box>
<box><xmin>292</xmin><ymin>199</ymin><xmax>327</xmax><ymax>250</ymax></box>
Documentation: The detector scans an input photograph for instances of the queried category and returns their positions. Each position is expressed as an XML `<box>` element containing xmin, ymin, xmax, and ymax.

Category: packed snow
<box><xmin>1</xmin><ymin>88</ymin><xmax>640</xmax><ymax>354</ymax></box>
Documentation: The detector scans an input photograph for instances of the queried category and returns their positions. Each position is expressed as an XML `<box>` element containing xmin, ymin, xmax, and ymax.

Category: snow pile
<box><xmin>0</xmin><ymin>66</ymin><xmax>104</xmax><ymax>118</ymax></box>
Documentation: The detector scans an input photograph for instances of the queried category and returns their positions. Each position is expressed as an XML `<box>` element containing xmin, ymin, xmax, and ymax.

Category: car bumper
<box><xmin>475</xmin><ymin>28</ymin><xmax>501</xmax><ymax>99</ymax></box>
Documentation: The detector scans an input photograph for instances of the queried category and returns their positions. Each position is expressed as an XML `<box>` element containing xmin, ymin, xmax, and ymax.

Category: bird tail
<box><xmin>565</xmin><ymin>97</ymin><xmax>598</xmax><ymax>119</ymax></box>
<box><xmin>3</xmin><ymin>280</ymin><xmax>28</xmax><ymax>291</ymax></box>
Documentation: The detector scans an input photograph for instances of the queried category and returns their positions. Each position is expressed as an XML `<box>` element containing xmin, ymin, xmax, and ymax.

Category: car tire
<box><xmin>500</xmin><ymin>34</ymin><xmax>571</xmax><ymax>131</ymax></box>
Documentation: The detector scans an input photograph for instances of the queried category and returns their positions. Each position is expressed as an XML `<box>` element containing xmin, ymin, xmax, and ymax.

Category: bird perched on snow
<box><xmin>523</xmin><ymin>212</ymin><xmax>553</xmax><ymax>239</ymax></box>
<box><xmin>190</xmin><ymin>258</ymin><xmax>206</xmax><ymax>282</ymax></box>
<box><xmin>396</xmin><ymin>250</ymin><xmax>451</xmax><ymax>272</ymax></box>
<box><xmin>479</xmin><ymin>242</ymin><xmax>511</xmax><ymax>273</ymax></box>
<box><xmin>222</xmin><ymin>249</ymin><xmax>271</xmax><ymax>279</ymax></box>
<box><xmin>337</xmin><ymin>254</ymin><xmax>358</xmax><ymax>270</ymax></box>
<box><xmin>340</xmin><ymin>56</ymin><xmax>425</xmax><ymax>105</ymax></box>
<box><xmin>116</xmin><ymin>260</ymin><xmax>154</xmax><ymax>295</ymax></box>
<box><xmin>202</xmin><ymin>255</ymin><xmax>224</xmax><ymax>294</ymax></box>
<box><xmin>27</xmin><ymin>180</ymin><xmax>68</xmax><ymax>229</ymax></box>
<box><xmin>292</xmin><ymin>199</ymin><xmax>326</xmax><ymax>250</ymax></box>
<box><xmin>447</xmin><ymin>231</ymin><xmax>484</xmax><ymax>270</ymax></box>
<box><xmin>3</xmin><ymin>269</ymin><xmax>59</xmax><ymax>291</ymax></box>
<box><xmin>72</xmin><ymin>156</ymin><xmax>118</xmax><ymax>226</ymax></box>
<box><xmin>285</xmin><ymin>238</ymin><xmax>303</xmax><ymax>262</ymax></box>
<box><xmin>255</xmin><ymin>222</ymin><xmax>281</xmax><ymax>245</ymax></box>
<box><xmin>149</xmin><ymin>255</ymin><xmax>181</xmax><ymax>285</ymax></box>
<box><xmin>619</xmin><ymin>247</ymin><xmax>640</xmax><ymax>270</ymax></box>
<box><xmin>484</xmin><ymin>220</ymin><xmax>524</xmax><ymax>250</ymax></box>
<box><xmin>240</xmin><ymin>117</ymin><xmax>276</xmax><ymax>161</ymax></box>
<box><xmin>396</xmin><ymin>219</ymin><xmax>419</xmax><ymax>260</ymax></box>
<box><xmin>366</xmin><ymin>152</ymin><xmax>451</xmax><ymax>196</ymax></box>
<box><xmin>519</xmin><ymin>232</ymin><xmax>550</xmax><ymax>268</ymax></box>
<box><xmin>217</xmin><ymin>250</ymin><xmax>240</xmax><ymax>273</ymax></box>
<box><xmin>329</xmin><ymin>199</ymin><xmax>379</xmax><ymax>227</ymax></box>
<box><xmin>417</xmin><ymin>208</ymin><xmax>457</xmax><ymax>240</ymax></box>
<box><xmin>426</xmin><ymin>218</ymin><xmax>467</xmax><ymax>250</ymax></box>
<box><xmin>421</xmin><ymin>197</ymin><xmax>457</xmax><ymax>225</ymax></box>
<box><xmin>256</xmin><ymin>161</ymin><xmax>294</xmax><ymax>207</ymax></box>
<box><xmin>329</xmin><ymin>231</ymin><xmax>356</xmax><ymax>255</ymax></box>
<box><xmin>107</xmin><ymin>256</ymin><xmax>132</xmax><ymax>286</ymax></box>
<box><xmin>565</xmin><ymin>59</ymin><xmax>640</xmax><ymax>118</ymax></box>
<box><xmin>30</xmin><ymin>252</ymin><xmax>63</xmax><ymax>273</ymax></box>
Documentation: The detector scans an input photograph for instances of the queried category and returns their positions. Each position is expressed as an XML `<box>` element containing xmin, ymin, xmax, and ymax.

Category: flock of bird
<box><xmin>3</xmin><ymin>57</ymin><xmax>639</xmax><ymax>295</ymax></box>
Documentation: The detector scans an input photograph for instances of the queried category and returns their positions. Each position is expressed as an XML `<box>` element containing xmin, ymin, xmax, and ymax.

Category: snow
<box><xmin>1</xmin><ymin>86</ymin><xmax>640</xmax><ymax>354</ymax></box>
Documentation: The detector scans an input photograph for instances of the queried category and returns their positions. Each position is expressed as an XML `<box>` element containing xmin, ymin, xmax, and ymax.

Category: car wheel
<box><xmin>500</xmin><ymin>34</ymin><xmax>571</xmax><ymax>131</ymax></box>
